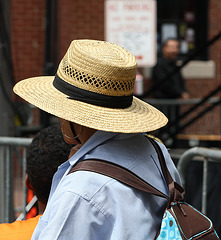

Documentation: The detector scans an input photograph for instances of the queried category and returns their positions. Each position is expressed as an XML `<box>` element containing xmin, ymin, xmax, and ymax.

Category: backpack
<box><xmin>69</xmin><ymin>137</ymin><xmax>220</xmax><ymax>239</ymax></box>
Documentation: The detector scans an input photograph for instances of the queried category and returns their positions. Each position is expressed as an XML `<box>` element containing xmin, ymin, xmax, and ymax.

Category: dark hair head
<box><xmin>26</xmin><ymin>125</ymin><xmax>71</xmax><ymax>204</ymax></box>
<box><xmin>162</xmin><ymin>37</ymin><xmax>179</xmax><ymax>48</ymax></box>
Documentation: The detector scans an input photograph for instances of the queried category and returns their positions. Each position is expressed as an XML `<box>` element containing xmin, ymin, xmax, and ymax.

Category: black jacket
<box><xmin>152</xmin><ymin>57</ymin><xmax>186</xmax><ymax>99</ymax></box>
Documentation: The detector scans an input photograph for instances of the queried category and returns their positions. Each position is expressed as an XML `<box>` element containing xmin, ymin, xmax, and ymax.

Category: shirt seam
<box><xmin>54</xmin><ymin>189</ymin><xmax>115</xmax><ymax>226</ymax></box>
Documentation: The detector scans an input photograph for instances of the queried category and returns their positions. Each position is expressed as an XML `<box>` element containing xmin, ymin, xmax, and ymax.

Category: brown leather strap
<box><xmin>69</xmin><ymin>159</ymin><xmax>169</xmax><ymax>200</ymax></box>
<box><xmin>147</xmin><ymin>137</ymin><xmax>173</xmax><ymax>185</ymax></box>
<box><xmin>148</xmin><ymin>137</ymin><xmax>185</xmax><ymax>202</ymax></box>
<box><xmin>68</xmin><ymin>137</ymin><xmax>186</xmax><ymax>202</ymax></box>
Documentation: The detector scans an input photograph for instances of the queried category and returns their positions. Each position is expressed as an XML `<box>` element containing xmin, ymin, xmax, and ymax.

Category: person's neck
<box><xmin>78</xmin><ymin>125</ymin><xmax>97</xmax><ymax>144</ymax></box>
<box><xmin>163</xmin><ymin>55</ymin><xmax>176</xmax><ymax>63</ymax></box>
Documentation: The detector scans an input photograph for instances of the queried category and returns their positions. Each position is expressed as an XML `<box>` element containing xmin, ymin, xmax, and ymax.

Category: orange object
<box><xmin>0</xmin><ymin>215</ymin><xmax>41</xmax><ymax>240</ymax></box>
<box><xmin>26</xmin><ymin>189</ymin><xmax>37</xmax><ymax>219</ymax></box>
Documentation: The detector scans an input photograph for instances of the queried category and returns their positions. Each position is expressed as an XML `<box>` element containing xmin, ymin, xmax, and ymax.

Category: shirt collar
<box><xmin>68</xmin><ymin>130</ymin><xmax>119</xmax><ymax>166</ymax></box>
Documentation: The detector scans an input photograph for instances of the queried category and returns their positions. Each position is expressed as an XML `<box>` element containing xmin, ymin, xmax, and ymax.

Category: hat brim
<box><xmin>13</xmin><ymin>76</ymin><xmax>168</xmax><ymax>133</ymax></box>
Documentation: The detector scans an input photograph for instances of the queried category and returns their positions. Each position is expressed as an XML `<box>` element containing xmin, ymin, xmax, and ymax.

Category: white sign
<box><xmin>105</xmin><ymin>0</ymin><xmax>156</xmax><ymax>67</ymax></box>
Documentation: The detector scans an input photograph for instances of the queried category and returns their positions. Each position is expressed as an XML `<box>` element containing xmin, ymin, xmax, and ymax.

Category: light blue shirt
<box><xmin>31</xmin><ymin>131</ymin><xmax>181</xmax><ymax>240</ymax></box>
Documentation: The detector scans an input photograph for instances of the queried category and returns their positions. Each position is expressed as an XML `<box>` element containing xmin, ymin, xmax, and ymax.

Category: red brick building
<box><xmin>9</xmin><ymin>0</ymin><xmax>221</xmax><ymax>142</ymax></box>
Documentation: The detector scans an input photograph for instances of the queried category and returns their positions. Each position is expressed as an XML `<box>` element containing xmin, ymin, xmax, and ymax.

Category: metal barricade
<box><xmin>177</xmin><ymin>147</ymin><xmax>221</xmax><ymax>214</ymax></box>
<box><xmin>0</xmin><ymin>136</ymin><xmax>32</xmax><ymax>223</ymax></box>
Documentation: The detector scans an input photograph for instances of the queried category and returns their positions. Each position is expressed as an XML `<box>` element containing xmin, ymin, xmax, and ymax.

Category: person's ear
<box><xmin>25</xmin><ymin>174</ymin><xmax>34</xmax><ymax>191</ymax></box>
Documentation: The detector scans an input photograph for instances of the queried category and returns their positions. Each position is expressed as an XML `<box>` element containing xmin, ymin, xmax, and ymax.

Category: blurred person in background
<box><xmin>152</xmin><ymin>38</ymin><xmax>190</xmax><ymax>99</ymax></box>
<box><xmin>0</xmin><ymin>125</ymin><xmax>77</xmax><ymax>240</ymax></box>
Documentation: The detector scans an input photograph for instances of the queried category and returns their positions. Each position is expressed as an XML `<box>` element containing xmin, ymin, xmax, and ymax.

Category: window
<box><xmin>156</xmin><ymin>0</ymin><xmax>208</xmax><ymax>60</ymax></box>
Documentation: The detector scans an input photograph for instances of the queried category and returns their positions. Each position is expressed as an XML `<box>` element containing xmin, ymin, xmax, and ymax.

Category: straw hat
<box><xmin>13</xmin><ymin>39</ymin><xmax>167</xmax><ymax>133</ymax></box>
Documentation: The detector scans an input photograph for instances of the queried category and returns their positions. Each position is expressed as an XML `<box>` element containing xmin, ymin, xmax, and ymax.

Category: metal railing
<box><xmin>177</xmin><ymin>147</ymin><xmax>221</xmax><ymax>214</ymax></box>
<box><xmin>0</xmin><ymin>136</ymin><xmax>32</xmax><ymax>223</ymax></box>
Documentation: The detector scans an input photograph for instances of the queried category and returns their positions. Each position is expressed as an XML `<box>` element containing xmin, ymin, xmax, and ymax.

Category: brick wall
<box><xmin>57</xmin><ymin>0</ymin><xmax>105</xmax><ymax>61</ymax></box>
<box><xmin>11</xmin><ymin>0</ymin><xmax>45</xmax><ymax>82</ymax></box>
<box><xmin>10</xmin><ymin>0</ymin><xmax>221</xmax><ymax>134</ymax></box>
<box><xmin>11</xmin><ymin>0</ymin><xmax>221</xmax><ymax>93</ymax></box>
<box><xmin>209</xmin><ymin>0</ymin><xmax>221</xmax><ymax>92</ymax></box>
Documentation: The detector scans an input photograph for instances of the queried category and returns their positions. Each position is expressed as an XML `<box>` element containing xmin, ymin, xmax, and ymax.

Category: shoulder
<box><xmin>59</xmin><ymin>170</ymin><xmax>114</xmax><ymax>201</ymax></box>
<box><xmin>144</xmin><ymin>134</ymin><xmax>163</xmax><ymax>144</ymax></box>
<box><xmin>152</xmin><ymin>58</ymin><xmax>168</xmax><ymax>75</ymax></box>
<box><xmin>0</xmin><ymin>215</ymin><xmax>40</xmax><ymax>240</ymax></box>
<box><xmin>143</xmin><ymin>134</ymin><xmax>181</xmax><ymax>185</ymax></box>
<box><xmin>156</xmin><ymin>141</ymin><xmax>182</xmax><ymax>185</ymax></box>
<box><xmin>155</xmin><ymin>57</ymin><xmax>167</xmax><ymax>66</ymax></box>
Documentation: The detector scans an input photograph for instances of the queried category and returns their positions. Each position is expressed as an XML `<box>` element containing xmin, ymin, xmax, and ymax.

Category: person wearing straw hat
<box><xmin>13</xmin><ymin>39</ymin><xmax>181</xmax><ymax>240</ymax></box>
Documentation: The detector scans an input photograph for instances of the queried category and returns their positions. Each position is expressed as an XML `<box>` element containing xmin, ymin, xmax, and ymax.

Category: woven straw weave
<box><xmin>57</xmin><ymin>40</ymin><xmax>137</xmax><ymax>96</ymax></box>
<box><xmin>13</xmin><ymin>39</ymin><xmax>168</xmax><ymax>133</ymax></box>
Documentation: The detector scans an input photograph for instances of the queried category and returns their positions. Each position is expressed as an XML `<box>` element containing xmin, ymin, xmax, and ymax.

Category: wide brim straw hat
<box><xmin>13</xmin><ymin>39</ymin><xmax>167</xmax><ymax>133</ymax></box>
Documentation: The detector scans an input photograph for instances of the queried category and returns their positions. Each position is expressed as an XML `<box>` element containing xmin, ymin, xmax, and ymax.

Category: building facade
<box><xmin>8</xmin><ymin>0</ymin><xmax>221</xmax><ymax>140</ymax></box>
